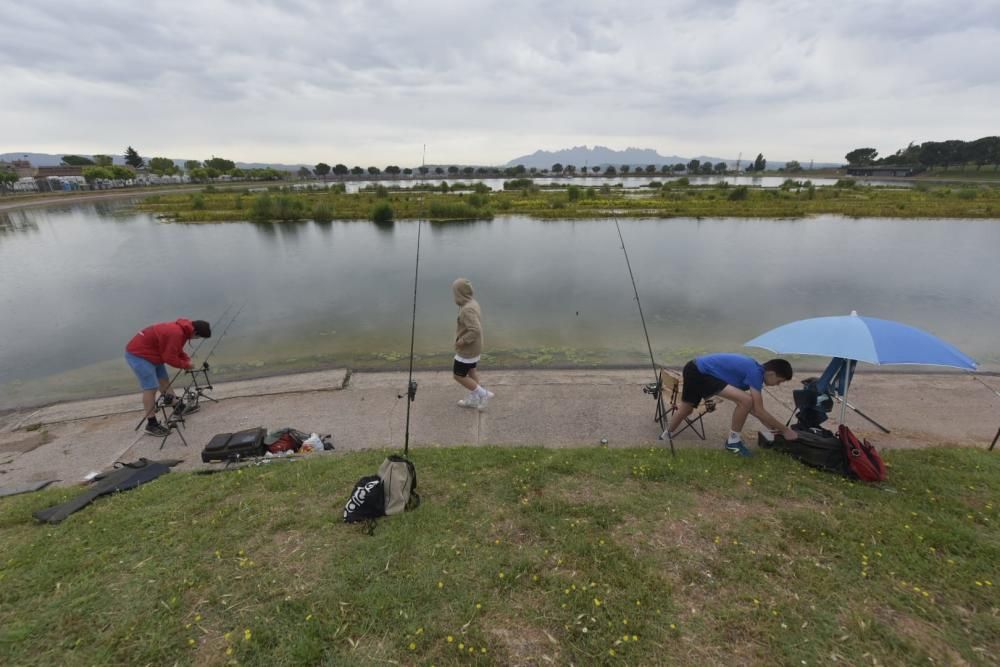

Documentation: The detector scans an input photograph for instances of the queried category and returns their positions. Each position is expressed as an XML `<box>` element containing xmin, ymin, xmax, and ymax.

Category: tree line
<box><xmin>845</xmin><ymin>136</ymin><xmax>1000</xmax><ymax>170</ymax></box>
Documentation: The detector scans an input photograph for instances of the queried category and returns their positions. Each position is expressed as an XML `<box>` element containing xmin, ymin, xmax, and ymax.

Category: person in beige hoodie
<box><xmin>452</xmin><ymin>277</ymin><xmax>494</xmax><ymax>410</ymax></box>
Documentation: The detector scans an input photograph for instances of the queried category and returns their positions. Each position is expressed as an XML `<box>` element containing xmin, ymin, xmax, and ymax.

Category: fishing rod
<box><xmin>401</xmin><ymin>219</ymin><xmax>422</xmax><ymax>457</ymax></box>
<box><xmin>971</xmin><ymin>375</ymin><xmax>1000</xmax><ymax>451</ymax></box>
<box><xmin>132</xmin><ymin>301</ymin><xmax>245</xmax><ymax>432</ymax></box>
<box><xmin>613</xmin><ymin>217</ymin><xmax>674</xmax><ymax>456</ymax></box>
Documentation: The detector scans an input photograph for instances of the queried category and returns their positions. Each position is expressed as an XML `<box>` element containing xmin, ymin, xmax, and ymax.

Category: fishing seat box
<box><xmin>201</xmin><ymin>427</ymin><xmax>267</xmax><ymax>463</ymax></box>
<box><xmin>758</xmin><ymin>427</ymin><xmax>847</xmax><ymax>475</ymax></box>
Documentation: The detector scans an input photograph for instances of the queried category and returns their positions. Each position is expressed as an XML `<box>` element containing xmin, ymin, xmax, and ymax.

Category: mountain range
<box><xmin>506</xmin><ymin>145</ymin><xmax>839</xmax><ymax>170</ymax></box>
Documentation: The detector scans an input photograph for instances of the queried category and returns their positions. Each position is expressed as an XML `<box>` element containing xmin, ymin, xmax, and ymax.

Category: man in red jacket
<box><xmin>125</xmin><ymin>318</ymin><xmax>211</xmax><ymax>436</ymax></box>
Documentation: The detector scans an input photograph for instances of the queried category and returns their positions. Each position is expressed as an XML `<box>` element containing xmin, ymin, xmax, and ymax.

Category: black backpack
<box><xmin>343</xmin><ymin>475</ymin><xmax>386</xmax><ymax>528</ymax></box>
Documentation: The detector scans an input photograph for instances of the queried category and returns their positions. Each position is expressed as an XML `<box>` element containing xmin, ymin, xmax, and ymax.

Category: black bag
<box><xmin>759</xmin><ymin>426</ymin><xmax>847</xmax><ymax>475</ymax></box>
<box><xmin>201</xmin><ymin>427</ymin><xmax>266</xmax><ymax>463</ymax></box>
<box><xmin>343</xmin><ymin>475</ymin><xmax>386</xmax><ymax>523</ymax></box>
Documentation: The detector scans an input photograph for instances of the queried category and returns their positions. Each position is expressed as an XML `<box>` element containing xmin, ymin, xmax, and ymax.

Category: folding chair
<box><xmin>652</xmin><ymin>368</ymin><xmax>717</xmax><ymax>439</ymax></box>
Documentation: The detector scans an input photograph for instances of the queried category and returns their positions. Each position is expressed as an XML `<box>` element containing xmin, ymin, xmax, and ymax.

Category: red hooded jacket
<box><xmin>125</xmin><ymin>319</ymin><xmax>195</xmax><ymax>369</ymax></box>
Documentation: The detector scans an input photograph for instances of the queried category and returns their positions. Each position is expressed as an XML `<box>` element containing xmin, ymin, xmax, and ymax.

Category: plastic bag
<box><xmin>301</xmin><ymin>433</ymin><xmax>323</xmax><ymax>453</ymax></box>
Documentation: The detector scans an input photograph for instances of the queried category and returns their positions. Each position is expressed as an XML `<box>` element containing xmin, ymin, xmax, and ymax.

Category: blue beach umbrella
<box><xmin>745</xmin><ymin>311</ymin><xmax>977</xmax><ymax>426</ymax></box>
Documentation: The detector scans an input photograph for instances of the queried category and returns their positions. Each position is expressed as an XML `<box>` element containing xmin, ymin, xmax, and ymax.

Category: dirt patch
<box><xmin>0</xmin><ymin>430</ymin><xmax>52</xmax><ymax>454</ymax></box>
<box><xmin>488</xmin><ymin>619</ymin><xmax>563</xmax><ymax>666</ymax></box>
<box><xmin>546</xmin><ymin>475</ymin><xmax>646</xmax><ymax>506</ymax></box>
<box><xmin>488</xmin><ymin>517</ymin><xmax>536</xmax><ymax>547</ymax></box>
<box><xmin>877</xmin><ymin>607</ymin><xmax>972</xmax><ymax>666</ymax></box>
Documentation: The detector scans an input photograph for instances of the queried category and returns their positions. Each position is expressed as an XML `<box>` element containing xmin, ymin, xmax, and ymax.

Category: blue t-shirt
<box><xmin>695</xmin><ymin>353</ymin><xmax>765</xmax><ymax>391</ymax></box>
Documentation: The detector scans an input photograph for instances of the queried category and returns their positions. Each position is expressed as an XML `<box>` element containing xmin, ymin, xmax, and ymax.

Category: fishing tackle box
<box><xmin>201</xmin><ymin>427</ymin><xmax>267</xmax><ymax>463</ymax></box>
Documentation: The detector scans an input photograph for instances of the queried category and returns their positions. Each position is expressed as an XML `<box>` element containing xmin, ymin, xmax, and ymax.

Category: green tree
<box><xmin>753</xmin><ymin>153</ymin><xmax>767</xmax><ymax>171</ymax></box>
<box><xmin>620</xmin><ymin>165</ymin><xmax>631</xmax><ymax>175</ymax></box>
<box><xmin>714</xmin><ymin>162</ymin><xmax>728</xmax><ymax>174</ymax></box>
<box><xmin>148</xmin><ymin>157</ymin><xmax>178</xmax><ymax>175</ymax></box>
<box><xmin>205</xmin><ymin>157</ymin><xmax>236</xmax><ymax>172</ymax></box>
<box><xmin>699</xmin><ymin>162</ymin><xmax>714</xmax><ymax>174</ymax></box>
<box><xmin>403</xmin><ymin>168</ymin><xmax>413</xmax><ymax>175</ymax></box>
<box><xmin>367</xmin><ymin>166</ymin><xmax>381</xmax><ymax>175</ymax></box>
<box><xmin>672</xmin><ymin>164</ymin><xmax>685</xmax><ymax>173</ymax></box>
<box><xmin>645</xmin><ymin>164</ymin><xmax>656</xmax><ymax>174</ymax></box>
<box><xmin>385</xmin><ymin>165</ymin><xmax>401</xmax><ymax>175</ymax></box>
<box><xmin>124</xmin><ymin>146</ymin><xmax>144</xmax><ymax>169</ymax></box>
<box><xmin>92</xmin><ymin>154</ymin><xmax>114</xmax><ymax>167</ymax></box>
<box><xmin>447</xmin><ymin>166</ymin><xmax>459</xmax><ymax>175</ymax></box>
<box><xmin>565</xmin><ymin>164</ymin><xmax>576</xmax><ymax>174</ymax></box>
<box><xmin>351</xmin><ymin>166</ymin><xmax>364</xmax><ymax>175</ymax></box>
<box><xmin>590</xmin><ymin>166</ymin><xmax>600</xmax><ymax>174</ymax></box>
<box><xmin>314</xmin><ymin>163</ymin><xmax>331</xmax><ymax>176</ymax></box>
<box><xmin>604</xmin><ymin>165</ymin><xmax>617</xmax><ymax>176</ymax></box>
<box><xmin>462</xmin><ymin>166</ymin><xmax>474</xmax><ymax>176</ymax></box>
<box><xmin>371</xmin><ymin>202</ymin><xmax>394</xmax><ymax>223</ymax></box>
<box><xmin>184</xmin><ymin>160</ymin><xmax>201</xmax><ymax>172</ymax></box>
<box><xmin>551</xmin><ymin>163</ymin><xmax>563</xmax><ymax>174</ymax></box>
<box><xmin>844</xmin><ymin>148</ymin><xmax>878</xmax><ymax>165</ymax></box>
<box><xmin>110</xmin><ymin>165</ymin><xmax>135</xmax><ymax>180</ymax></box>
<box><xmin>297</xmin><ymin>166</ymin><xmax>312</xmax><ymax>178</ymax></box>
<box><xmin>784</xmin><ymin>160</ymin><xmax>802</xmax><ymax>172</ymax></box>
<box><xmin>82</xmin><ymin>166</ymin><xmax>112</xmax><ymax>183</ymax></box>
<box><xmin>333</xmin><ymin>163</ymin><xmax>349</xmax><ymax>175</ymax></box>
<box><xmin>660</xmin><ymin>165</ymin><xmax>671</xmax><ymax>174</ymax></box>
<box><xmin>62</xmin><ymin>155</ymin><xmax>95</xmax><ymax>166</ymax></box>
<box><xmin>0</xmin><ymin>170</ymin><xmax>18</xmax><ymax>187</ymax></box>
<box><xmin>418</xmin><ymin>166</ymin><xmax>429</xmax><ymax>175</ymax></box>
<box><xmin>686</xmin><ymin>159</ymin><xmax>700</xmax><ymax>173</ymax></box>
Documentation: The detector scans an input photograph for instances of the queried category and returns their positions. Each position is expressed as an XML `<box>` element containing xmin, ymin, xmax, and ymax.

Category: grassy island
<box><xmin>135</xmin><ymin>180</ymin><xmax>1000</xmax><ymax>223</ymax></box>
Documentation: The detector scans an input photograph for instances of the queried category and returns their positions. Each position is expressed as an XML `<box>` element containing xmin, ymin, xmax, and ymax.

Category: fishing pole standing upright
<box><xmin>401</xmin><ymin>220</ymin><xmax>422</xmax><ymax>457</ymax></box>
<box><xmin>613</xmin><ymin>218</ymin><xmax>674</xmax><ymax>455</ymax></box>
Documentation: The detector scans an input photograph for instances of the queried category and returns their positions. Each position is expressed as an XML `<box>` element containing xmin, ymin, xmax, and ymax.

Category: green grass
<box><xmin>1</xmin><ymin>447</ymin><xmax>996</xmax><ymax>665</ymax></box>
<box><xmin>135</xmin><ymin>183</ymin><xmax>1000</xmax><ymax>223</ymax></box>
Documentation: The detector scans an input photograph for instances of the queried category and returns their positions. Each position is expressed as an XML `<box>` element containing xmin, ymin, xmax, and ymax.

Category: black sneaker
<box><xmin>145</xmin><ymin>422</ymin><xmax>171</xmax><ymax>437</ymax></box>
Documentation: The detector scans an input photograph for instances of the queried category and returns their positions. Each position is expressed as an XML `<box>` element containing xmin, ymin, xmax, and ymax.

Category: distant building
<box><xmin>846</xmin><ymin>164</ymin><xmax>925</xmax><ymax>177</ymax></box>
<box><xmin>11</xmin><ymin>159</ymin><xmax>35</xmax><ymax>178</ymax></box>
<box><xmin>35</xmin><ymin>165</ymin><xmax>84</xmax><ymax>178</ymax></box>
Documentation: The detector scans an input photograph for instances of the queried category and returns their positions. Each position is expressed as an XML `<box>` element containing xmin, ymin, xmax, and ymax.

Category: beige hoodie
<box><xmin>453</xmin><ymin>278</ymin><xmax>483</xmax><ymax>359</ymax></box>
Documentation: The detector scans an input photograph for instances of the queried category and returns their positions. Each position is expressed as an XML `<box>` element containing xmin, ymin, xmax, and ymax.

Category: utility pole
<box><xmin>735</xmin><ymin>152</ymin><xmax>742</xmax><ymax>173</ymax></box>
<box><xmin>422</xmin><ymin>144</ymin><xmax>426</xmax><ymax>169</ymax></box>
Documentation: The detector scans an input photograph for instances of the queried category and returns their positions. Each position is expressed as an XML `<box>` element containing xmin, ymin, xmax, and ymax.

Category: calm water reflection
<box><xmin>0</xmin><ymin>202</ymin><xmax>995</xmax><ymax>409</ymax></box>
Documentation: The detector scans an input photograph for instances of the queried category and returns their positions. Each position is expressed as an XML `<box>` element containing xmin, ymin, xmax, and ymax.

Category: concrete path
<box><xmin>0</xmin><ymin>369</ymin><xmax>996</xmax><ymax>488</ymax></box>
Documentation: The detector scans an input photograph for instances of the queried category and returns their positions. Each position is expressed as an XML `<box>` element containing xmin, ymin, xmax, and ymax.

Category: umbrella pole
<box><xmin>839</xmin><ymin>362</ymin><xmax>851</xmax><ymax>427</ymax></box>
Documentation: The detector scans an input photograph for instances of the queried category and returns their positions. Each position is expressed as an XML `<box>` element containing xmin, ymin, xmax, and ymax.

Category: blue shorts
<box><xmin>125</xmin><ymin>352</ymin><xmax>168</xmax><ymax>391</ymax></box>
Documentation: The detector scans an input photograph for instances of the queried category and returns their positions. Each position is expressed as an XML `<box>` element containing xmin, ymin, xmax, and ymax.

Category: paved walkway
<box><xmin>0</xmin><ymin>369</ymin><xmax>996</xmax><ymax>488</ymax></box>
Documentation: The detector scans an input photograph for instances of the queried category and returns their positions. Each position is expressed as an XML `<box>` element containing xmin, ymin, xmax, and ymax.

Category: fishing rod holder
<box><xmin>399</xmin><ymin>379</ymin><xmax>418</xmax><ymax>401</ymax></box>
<box><xmin>642</xmin><ymin>381</ymin><xmax>661</xmax><ymax>399</ymax></box>
<box><xmin>182</xmin><ymin>362</ymin><xmax>217</xmax><ymax>404</ymax></box>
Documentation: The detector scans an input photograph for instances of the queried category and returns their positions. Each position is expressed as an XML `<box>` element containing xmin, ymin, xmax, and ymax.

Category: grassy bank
<box><xmin>1</xmin><ymin>447</ymin><xmax>996</xmax><ymax>665</ymax></box>
<box><xmin>135</xmin><ymin>181</ymin><xmax>1000</xmax><ymax>222</ymax></box>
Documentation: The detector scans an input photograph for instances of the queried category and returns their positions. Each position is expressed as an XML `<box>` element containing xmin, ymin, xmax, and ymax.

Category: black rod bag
<box><xmin>759</xmin><ymin>427</ymin><xmax>847</xmax><ymax>475</ymax></box>
<box><xmin>201</xmin><ymin>427</ymin><xmax>267</xmax><ymax>463</ymax></box>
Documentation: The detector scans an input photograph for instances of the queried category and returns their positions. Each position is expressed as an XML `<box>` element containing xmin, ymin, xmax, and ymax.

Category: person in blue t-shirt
<box><xmin>661</xmin><ymin>353</ymin><xmax>797</xmax><ymax>456</ymax></box>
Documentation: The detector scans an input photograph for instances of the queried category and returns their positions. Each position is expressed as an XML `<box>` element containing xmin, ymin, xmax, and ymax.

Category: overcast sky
<box><xmin>2</xmin><ymin>0</ymin><xmax>998</xmax><ymax>166</ymax></box>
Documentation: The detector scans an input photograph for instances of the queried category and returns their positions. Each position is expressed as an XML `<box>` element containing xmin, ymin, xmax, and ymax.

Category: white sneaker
<box><xmin>484</xmin><ymin>390</ymin><xmax>495</xmax><ymax>399</ymax></box>
<box><xmin>458</xmin><ymin>394</ymin><xmax>481</xmax><ymax>409</ymax></box>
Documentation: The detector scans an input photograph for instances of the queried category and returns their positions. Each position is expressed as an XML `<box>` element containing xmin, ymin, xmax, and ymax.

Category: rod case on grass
<box><xmin>759</xmin><ymin>427</ymin><xmax>847</xmax><ymax>475</ymax></box>
<box><xmin>33</xmin><ymin>459</ymin><xmax>177</xmax><ymax>524</ymax></box>
<box><xmin>201</xmin><ymin>427</ymin><xmax>266</xmax><ymax>463</ymax></box>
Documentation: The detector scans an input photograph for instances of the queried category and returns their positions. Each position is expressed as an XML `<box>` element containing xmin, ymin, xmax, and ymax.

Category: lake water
<box><xmin>0</xmin><ymin>202</ymin><xmax>996</xmax><ymax>409</ymax></box>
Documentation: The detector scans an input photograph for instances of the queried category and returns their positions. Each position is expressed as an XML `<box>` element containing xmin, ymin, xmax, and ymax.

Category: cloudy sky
<box><xmin>2</xmin><ymin>0</ymin><xmax>998</xmax><ymax>166</ymax></box>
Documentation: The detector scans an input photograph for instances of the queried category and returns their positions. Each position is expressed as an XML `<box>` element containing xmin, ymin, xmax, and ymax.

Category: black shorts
<box><xmin>453</xmin><ymin>359</ymin><xmax>478</xmax><ymax>377</ymax></box>
<box><xmin>681</xmin><ymin>360</ymin><xmax>727</xmax><ymax>406</ymax></box>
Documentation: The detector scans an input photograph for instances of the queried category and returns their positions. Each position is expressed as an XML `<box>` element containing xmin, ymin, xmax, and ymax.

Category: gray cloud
<box><xmin>1</xmin><ymin>0</ymin><xmax>998</xmax><ymax>165</ymax></box>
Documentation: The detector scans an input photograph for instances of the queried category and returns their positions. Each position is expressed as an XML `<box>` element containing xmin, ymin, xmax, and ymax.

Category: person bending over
<box><xmin>662</xmin><ymin>353</ymin><xmax>797</xmax><ymax>456</ymax></box>
<box><xmin>125</xmin><ymin>318</ymin><xmax>211</xmax><ymax>436</ymax></box>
